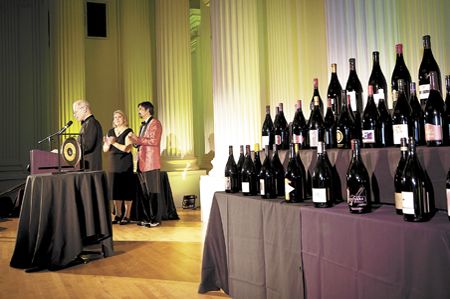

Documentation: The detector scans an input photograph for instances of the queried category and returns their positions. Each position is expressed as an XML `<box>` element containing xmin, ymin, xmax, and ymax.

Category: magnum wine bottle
<box><xmin>378</xmin><ymin>92</ymin><xmax>394</xmax><ymax>147</ymax></box>
<box><xmin>368</xmin><ymin>51</ymin><xmax>388</xmax><ymax>107</ymax></box>
<box><xmin>346</xmin><ymin>139</ymin><xmax>371</xmax><ymax>213</ymax></box>
<box><xmin>324</xmin><ymin>98</ymin><xmax>337</xmax><ymax>148</ymax></box>
<box><xmin>261</xmin><ymin>105</ymin><xmax>274</xmax><ymax>149</ymax></box>
<box><xmin>312</xmin><ymin>142</ymin><xmax>333</xmax><ymax>208</ymax></box>
<box><xmin>309</xmin><ymin>78</ymin><xmax>324</xmax><ymax>114</ymax></box>
<box><xmin>391</xmin><ymin>44</ymin><xmax>412</xmax><ymax>108</ymax></box>
<box><xmin>260</xmin><ymin>145</ymin><xmax>277</xmax><ymax>199</ymax></box>
<box><xmin>224</xmin><ymin>145</ymin><xmax>239</xmax><ymax>193</ymax></box>
<box><xmin>362</xmin><ymin>85</ymin><xmax>381</xmax><ymax>148</ymax></box>
<box><xmin>291</xmin><ymin>100</ymin><xmax>309</xmax><ymax>149</ymax></box>
<box><xmin>271</xmin><ymin>144</ymin><xmax>285</xmax><ymax>197</ymax></box>
<box><xmin>241</xmin><ymin>145</ymin><xmax>257</xmax><ymax>196</ymax></box>
<box><xmin>285</xmin><ymin>144</ymin><xmax>305</xmax><ymax>203</ymax></box>
<box><xmin>254</xmin><ymin>143</ymin><xmax>262</xmax><ymax>194</ymax></box>
<box><xmin>236</xmin><ymin>145</ymin><xmax>245</xmax><ymax>191</ymax></box>
<box><xmin>327</xmin><ymin>63</ymin><xmax>342</xmax><ymax>116</ymax></box>
<box><xmin>308</xmin><ymin>96</ymin><xmax>325</xmax><ymax>148</ymax></box>
<box><xmin>418</xmin><ymin>35</ymin><xmax>442</xmax><ymax>107</ymax></box>
<box><xmin>424</xmin><ymin>71</ymin><xmax>447</xmax><ymax>146</ymax></box>
<box><xmin>336</xmin><ymin>93</ymin><xmax>355</xmax><ymax>149</ymax></box>
<box><xmin>392</xmin><ymin>79</ymin><xmax>411</xmax><ymax>145</ymax></box>
<box><xmin>274</xmin><ymin>103</ymin><xmax>289</xmax><ymax>150</ymax></box>
<box><xmin>394</xmin><ymin>138</ymin><xmax>408</xmax><ymax>215</ymax></box>
<box><xmin>401</xmin><ymin>137</ymin><xmax>434</xmax><ymax>222</ymax></box>
<box><xmin>447</xmin><ymin>169</ymin><xmax>450</xmax><ymax>221</ymax></box>
<box><xmin>409</xmin><ymin>82</ymin><xmax>425</xmax><ymax>146</ymax></box>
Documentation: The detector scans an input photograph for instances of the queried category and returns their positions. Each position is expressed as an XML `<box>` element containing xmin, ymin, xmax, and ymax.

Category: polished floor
<box><xmin>0</xmin><ymin>209</ymin><xmax>228</xmax><ymax>299</ymax></box>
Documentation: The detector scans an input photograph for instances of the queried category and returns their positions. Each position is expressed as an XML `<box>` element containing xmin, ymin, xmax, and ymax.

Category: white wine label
<box><xmin>362</xmin><ymin>130</ymin><xmax>375</xmax><ymax>143</ymax></box>
<box><xmin>312</xmin><ymin>188</ymin><xmax>327</xmax><ymax>203</ymax></box>
<box><xmin>425</xmin><ymin>123</ymin><xmax>443</xmax><ymax>141</ymax></box>
<box><xmin>336</xmin><ymin>129</ymin><xmax>344</xmax><ymax>144</ymax></box>
<box><xmin>391</xmin><ymin>90</ymin><xmax>399</xmax><ymax>105</ymax></box>
<box><xmin>447</xmin><ymin>188</ymin><xmax>450</xmax><ymax>217</ymax></box>
<box><xmin>373</xmin><ymin>89</ymin><xmax>385</xmax><ymax>107</ymax></box>
<box><xmin>242</xmin><ymin>182</ymin><xmax>250</xmax><ymax>193</ymax></box>
<box><xmin>395</xmin><ymin>192</ymin><xmax>402</xmax><ymax>210</ymax></box>
<box><xmin>393</xmin><ymin>124</ymin><xmax>409</xmax><ymax>144</ymax></box>
<box><xmin>275</xmin><ymin>135</ymin><xmax>282</xmax><ymax>145</ymax></box>
<box><xmin>309</xmin><ymin>130</ymin><xmax>318</xmax><ymax>147</ymax></box>
<box><xmin>418</xmin><ymin>84</ymin><xmax>430</xmax><ymax>100</ymax></box>
<box><xmin>292</xmin><ymin>134</ymin><xmax>303</xmax><ymax>144</ymax></box>
<box><xmin>285</xmin><ymin>178</ymin><xmax>294</xmax><ymax>200</ymax></box>
<box><xmin>225</xmin><ymin>177</ymin><xmax>231</xmax><ymax>190</ymax></box>
<box><xmin>262</xmin><ymin>136</ymin><xmax>270</xmax><ymax>147</ymax></box>
<box><xmin>348</xmin><ymin>90</ymin><xmax>357</xmax><ymax>112</ymax></box>
<box><xmin>260</xmin><ymin>179</ymin><xmax>265</xmax><ymax>195</ymax></box>
<box><xmin>402</xmin><ymin>191</ymin><xmax>414</xmax><ymax>215</ymax></box>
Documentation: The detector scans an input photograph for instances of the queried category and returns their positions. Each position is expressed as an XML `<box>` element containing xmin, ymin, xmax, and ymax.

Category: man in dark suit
<box><xmin>72</xmin><ymin>100</ymin><xmax>103</xmax><ymax>171</ymax></box>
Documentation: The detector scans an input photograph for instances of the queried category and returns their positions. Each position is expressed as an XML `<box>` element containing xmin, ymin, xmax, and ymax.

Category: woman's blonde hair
<box><xmin>112</xmin><ymin>110</ymin><xmax>129</xmax><ymax>127</ymax></box>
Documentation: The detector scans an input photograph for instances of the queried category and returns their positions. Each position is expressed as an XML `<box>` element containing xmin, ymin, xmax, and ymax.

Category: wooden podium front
<box><xmin>30</xmin><ymin>150</ymin><xmax>80</xmax><ymax>174</ymax></box>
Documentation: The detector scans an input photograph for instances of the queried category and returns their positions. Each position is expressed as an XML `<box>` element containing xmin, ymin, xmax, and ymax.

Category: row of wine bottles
<box><xmin>263</xmin><ymin>71</ymin><xmax>450</xmax><ymax>150</ymax></box>
<box><xmin>224</xmin><ymin>139</ymin><xmax>450</xmax><ymax>222</ymax></box>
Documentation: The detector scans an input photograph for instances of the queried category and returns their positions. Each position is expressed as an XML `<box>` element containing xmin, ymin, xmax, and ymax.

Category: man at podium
<box><xmin>73</xmin><ymin>100</ymin><xmax>103</xmax><ymax>170</ymax></box>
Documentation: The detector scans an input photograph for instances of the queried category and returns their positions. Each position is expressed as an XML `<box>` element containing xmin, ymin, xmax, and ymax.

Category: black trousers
<box><xmin>137</xmin><ymin>169</ymin><xmax>162</xmax><ymax>223</ymax></box>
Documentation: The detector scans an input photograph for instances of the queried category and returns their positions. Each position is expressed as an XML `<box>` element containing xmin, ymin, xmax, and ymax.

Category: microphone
<box><xmin>59</xmin><ymin>120</ymin><xmax>73</xmax><ymax>134</ymax></box>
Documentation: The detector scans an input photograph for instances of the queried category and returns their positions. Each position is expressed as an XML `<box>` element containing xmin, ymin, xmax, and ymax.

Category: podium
<box><xmin>30</xmin><ymin>149</ymin><xmax>81</xmax><ymax>174</ymax></box>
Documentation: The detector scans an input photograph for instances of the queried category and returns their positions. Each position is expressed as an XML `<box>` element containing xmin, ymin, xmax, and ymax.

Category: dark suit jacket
<box><xmin>79</xmin><ymin>115</ymin><xmax>103</xmax><ymax>170</ymax></box>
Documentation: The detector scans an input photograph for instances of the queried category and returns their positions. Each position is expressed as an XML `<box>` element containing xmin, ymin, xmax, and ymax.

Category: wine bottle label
<box><xmin>260</xmin><ymin>179</ymin><xmax>265</xmax><ymax>195</ymax></box>
<box><xmin>275</xmin><ymin>135</ymin><xmax>282</xmax><ymax>145</ymax></box>
<box><xmin>242</xmin><ymin>182</ymin><xmax>250</xmax><ymax>193</ymax></box>
<box><xmin>447</xmin><ymin>188</ymin><xmax>450</xmax><ymax>217</ymax></box>
<box><xmin>285</xmin><ymin>178</ymin><xmax>295</xmax><ymax>201</ymax></box>
<box><xmin>336</xmin><ymin>129</ymin><xmax>344</xmax><ymax>145</ymax></box>
<box><xmin>348</xmin><ymin>90</ymin><xmax>357</xmax><ymax>111</ymax></box>
<box><xmin>225</xmin><ymin>177</ymin><xmax>231</xmax><ymax>190</ymax></box>
<box><xmin>292</xmin><ymin>134</ymin><xmax>303</xmax><ymax>144</ymax></box>
<box><xmin>393</xmin><ymin>124</ymin><xmax>409</xmax><ymax>144</ymax></box>
<box><xmin>347</xmin><ymin>187</ymin><xmax>368</xmax><ymax>210</ymax></box>
<box><xmin>309</xmin><ymin>130</ymin><xmax>318</xmax><ymax>147</ymax></box>
<box><xmin>395</xmin><ymin>192</ymin><xmax>403</xmax><ymax>210</ymax></box>
<box><xmin>392</xmin><ymin>90</ymin><xmax>399</xmax><ymax>105</ymax></box>
<box><xmin>373</xmin><ymin>89</ymin><xmax>385</xmax><ymax>107</ymax></box>
<box><xmin>312</xmin><ymin>188</ymin><xmax>327</xmax><ymax>203</ymax></box>
<box><xmin>425</xmin><ymin>123</ymin><xmax>443</xmax><ymax>141</ymax></box>
<box><xmin>262</xmin><ymin>136</ymin><xmax>270</xmax><ymax>147</ymax></box>
<box><xmin>362</xmin><ymin>130</ymin><xmax>375</xmax><ymax>143</ymax></box>
<box><xmin>402</xmin><ymin>191</ymin><xmax>414</xmax><ymax>215</ymax></box>
<box><xmin>419</xmin><ymin>84</ymin><xmax>430</xmax><ymax>100</ymax></box>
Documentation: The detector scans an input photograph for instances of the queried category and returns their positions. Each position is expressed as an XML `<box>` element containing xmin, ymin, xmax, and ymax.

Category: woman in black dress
<box><xmin>103</xmin><ymin>110</ymin><xmax>134</xmax><ymax>224</ymax></box>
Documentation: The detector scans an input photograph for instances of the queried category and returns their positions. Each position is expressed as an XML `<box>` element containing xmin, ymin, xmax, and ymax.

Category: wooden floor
<box><xmin>0</xmin><ymin>210</ymin><xmax>228</xmax><ymax>299</ymax></box>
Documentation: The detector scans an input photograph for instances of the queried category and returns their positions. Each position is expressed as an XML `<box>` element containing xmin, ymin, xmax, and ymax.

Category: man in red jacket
<box><xmin>129</xmin><ymin>101</ymin><xmax>162</xmax><ymax>227</ymax></box>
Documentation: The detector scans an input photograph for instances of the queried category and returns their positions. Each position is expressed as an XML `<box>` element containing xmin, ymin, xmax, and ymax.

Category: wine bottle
<box><xmin>444</xmin><ymin>75</ymin><xmax>450</xmax><ymax>144</ymax></box>
<box><xmin>312</xmin><ymin>142</ymin><xmax>333</xmax><ymax>208</ymax></box>
<box><xmin>346</xmin><ymin>58</ymin><xmax>364</xmax><ymax>113</ymax></box>
<box><xmin>236</xmin><ymin>145</ymin><xmax>245</xmax><ymax>191</ymax></box>
<box><xmin>392</xmin><ymin>79</ymin><xmax>411</xmax><ymax>145</ymax></box>
<box><xmin>336</xmin><ymin>93</ymin><xmax>355</xmax><ymax>149</ymax></box>
<box><xmin>362</xmin><ymin>85</ymin><xmax>381</xmax><ymax>148</ymax></box>
<box><xmin>285</xmin><ymin>144</ymin><xmax>305</xmax><ymax>203</ymax></box>
<box><xmin>394</xmin><ymin>138</ymin><xmax>408</xmax><ymax>215</ymax></box>
<box><xmin>308</xmin><ymin>96</ymin><xmax>325</xmax><ymax>148</ymax></box>
<box><xmin>401</xmin><ymin>137</ymin><xmax>434</xmax><ymax>222</ymax></box>
<box><xmin>224</xmin><ymin>145</ymin><xmax>239</xmax><ymax>193</ymax></box>
<box><xmin>291</xmin><ymin>100</ymin><xmax>309</xmax><ymax>149</ymax></box>
<box><xmin>327</xmin><ymin>63</ymin><xmax>342</xmax><ymax>116</ymax></box>
<box><xmin>274</xmin><ymin>103</ymin><xmax>289</xmax><ymax>150</ymax></box>
<box><xmin>261</xmin><ymin>105</ymin><xmax>274</xmax><ymax>149</ymax></box>
<box><xmin>418</xmin><ymin>35</ymin><xmax>442</xmax><ymax>107</ymax></box>
<box><xmin>346</xmin><ymin>139</ymin><xmax>371</xmax><ymax>213</ymax></box>
<box><xmin>271</xmin><ymin>144</ymin><xmax>285</xmax><ymax>197</ymax></box>
<box><xmin>309</xmin><ymin>78</ymin><xmax>324</xmax><ymax>114</ymax></box>
<box><xmin>378</xmin><ymin>92</ymin><xmax>394</xmax><ymax>147</ymax></box>
<box><xmin>324</xmin><ymin>98</ymin><xmax>337</xmax><ymax>148</ymax></box>
<box><xmin>368</xmin><ymin>51</ymin><xmax>388</xmax><ymax>108</ymax></box>
<box><xmin>241</xmin><ymin>145</ymin><xmax>257</xmax><ymax>196</ymax></box>
<box><xmin>409</xmin><ymin>82</ymin><xmax>425</xmax><ymax>146</ymax></box>
<box><xmin>294</xmin><ymin>143</ymin><xmax>308</xmax><ymax>199</ymax></box>
<box><xmin>424</xmin><ymin>71</ymin><xmax>447</xmax><ymax>146</ymax></box>
<box><xmin>260</xmin><ymin>145</ymin><xmax>277</xmax><ymax>199</ymax></box>
<box><xmin>391</xmin><ymin>44</ymin><xmax>412</xmax><ymax>108</ymax></box>
<box><xmin>254</xmin><ymin>143</ymin><xmax>262</xmax><ymax>194</ymax></box>
<box><xmin>447</xmin><ymin>168</ymin><xmax>450</xmax><ymax>221</ymax></box>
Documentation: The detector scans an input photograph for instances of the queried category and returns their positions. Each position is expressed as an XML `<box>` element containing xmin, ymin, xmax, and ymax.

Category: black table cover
<box><xmin>10</xmin><ymin>171</ymin><xmax>113</xmax><ymax>270</ymax></box>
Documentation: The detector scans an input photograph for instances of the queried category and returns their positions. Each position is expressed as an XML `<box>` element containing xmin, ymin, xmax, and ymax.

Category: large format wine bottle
<box><xmin>346</xmin><ymin>139</ymin><xmax>371</xmax><ymax>213</ymax></box>
<box><xmin>274</xmin><ymin>103</ymin><xmax>289</xmax><ymax>150</ymax></box>
<box><xmin>271</xmin><ymin>144</ymin><xmax>285</xmax><ymax>197</ymax></box>
<box><xmin>311</xmin><ymin>142</ymin><xmax>333</xmax><ymax>208</ymax></box>
<box><xmin>324</xmin><ymin>98</ymin><xmax>337</xmax><ymax>148</ymax></box>
<box><xmin>254</xmin><ymin>143</ymin><xmax>262</xmax><ymax>194</ymax></box>
<box><xmin>394</xmin><ymin>138</ymin><xmax>408</xmax><ymax>215</ymax></box>
<box><xmin>391</xmin><ymin>44</ymin><xmax>412</xmax><ymax>108</ymax></box>
<box><xmin>362</xmin><ymin>85</ymin><xmax>381</xmax><ymax>148</ymax></box>
<box><xmin>447</xmin><ymin>168</ymin><xmax>450</xmax><ymax>221</ymax></box>
<box><xmin>241</xmin><ymin>145</ymin><xmax>257</xmax><ymax>196</ymax></box>
<box><xmin>424</xmin><ymin>71</ymin><xmax>447</xmax><ymax>146</ymax></box>
<box><xmin>418</xmin><ymin>35</ymin><xmax>442</xmax><ymax>107</ymax></box>
<box><xmin>409</xmin><ymin>82</ymin><xmax>425</xmax><ymax>146</ymax></box>
<box><xmin>378</xmin><ymin>92</ymin><xmax>394</xmax><ymax>147</ymax></box>
<box><xmin>401</xmin><ymin>137</ymin><xmax>434</xmax><ymax>222</ymax></box>
<box><xmin>309</xmin><ymin>78</ymin><xmax>324</xmax><ymax>113</ymax></box>
<box><xmin>368</xmin><ymin>51</ymin><xmax>388</xmax><ymax>107</ymax></box>
<box><xmin>308</xmin><ymin>96</ymin><xmax>325</xmax><ymax>148</ymax></box>
<box><xmin>392</xmin><ymin>79</ymin><xmax>411</xmax><ymax>145</ymax></box>
<box><xmin>236</xmin><ymin>145</ymin><xmax>245</xmax><ymax>191</ymax></box>
<box><xmin>261</xmin><ymin>105</ymin><xmax>274</xmax><ymax>149</ymax></box>
<box><xmin>224</xmin><ymin>145</ymin><xmax>239</xmax><ymax>193</ymax></box>
<box><xmin>260</xmin><ymin>145</ymin><xmax>277</xmax><ymax>199</ymax></box>
<box><xmin>285</xmin><ymin>144</ymin><xmax>305</xmax><ymax>203</ymax></box>
<box><xmin>327</xmin><ymin>63</ymin><xmax>342</xmax><ymax>116</ymax></box>
<box><xmin>336</xmin><ymin>93</ymin><xmax>355</xmax><ymax>149</ymax></box>
<box><xmin>291</xmin><ymin>100</ymin><xmax>309</xmax><ymax>149</ymax></box>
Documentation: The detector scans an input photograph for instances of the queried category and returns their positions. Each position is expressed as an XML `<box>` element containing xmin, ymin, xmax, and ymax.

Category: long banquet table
<box><xmin>199</xmin><ymin>192</ymin><xmax>450</xmax><ymax>299</ymax></box>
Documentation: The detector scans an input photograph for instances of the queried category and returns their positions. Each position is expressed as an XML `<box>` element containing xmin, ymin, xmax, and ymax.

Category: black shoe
<box><xmin>112</xmin><ymin>215</ymin><xmax>122</xmax><ymax>224</ymax></box>
<box><xmin>148</xmin><ymin>222</ymin><xmax>160</xmax><ymax>227</ymax></box>
<box><xmin>137</xmin><ymin>221</ymin><xmax>150</xmax><ymax>226</ymax></box>
<box><xmin>120</xmin><ymin>217</ymin><xmax>130</xmax><ymax>225</ymax></box>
